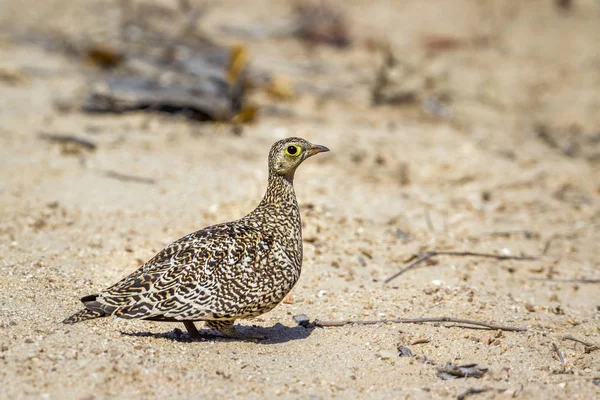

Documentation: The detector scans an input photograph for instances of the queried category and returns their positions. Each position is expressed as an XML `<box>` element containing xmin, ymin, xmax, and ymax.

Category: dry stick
<box><xmin>552</xmin><ymin>343</ymin><xmax>565</xmax><ymax>370</ymax></box>
<box><xmin>468</xmin><ymin>230</ymin><xmax>538</xmax><ymax>240</ymax></box>
<box><xmin>313</xmin><ymin>316</ymin><xmax>527</xmax><ymax>332</ymax></box>
<box><xmin>457</xmin><ymin>388</ymin><xmax>492</xmax><ymax>400</ymax></box>
<box><xmin>104</xmin><ymin>171</ymin><xmax>156</xmax><ymax>185</ymax></box>
<box><xmin>384</xmin><ymin>251</ymin><xmax>538</xmax><ymax>284</ymax></box>
<box><xmin>530</xmin><ymin>277</ymin><xmax>600</xmax><ymax>284</ymax></box>
<box><xmin>38</xmin><ymin>133</ymin><xmax>97</xmax><ymax>151</ymax></box>
<box><xmin>424</xmin><ymin>208</ymin><xmax>435</xmax><ymax>232</ymax></box>
<box><xmin>562</xmin><ymin>335</ymin><xmax>600</xmax><ymax>350</ymax></box>
<box><xmin>542</xmin><ymin>237</ymin><xmax>553</xmax><ymax>256</ymax></box>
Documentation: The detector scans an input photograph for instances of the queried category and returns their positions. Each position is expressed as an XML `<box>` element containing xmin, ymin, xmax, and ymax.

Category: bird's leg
<box><xmin>205</xmin><ymin>320</ymin><xmax>265</xmax><ymax>340</ymax></box>
<box><xmin>183</xmin><ymin>321</ymin><xmax>201</xmax><ymax>339</ymax></box>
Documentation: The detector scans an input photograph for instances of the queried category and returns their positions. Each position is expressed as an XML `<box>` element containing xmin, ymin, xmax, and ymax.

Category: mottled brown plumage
<box><xmin>63</xmin><ymin>137</ymin><xmax>329</xmax><ymax>339</ymax></box>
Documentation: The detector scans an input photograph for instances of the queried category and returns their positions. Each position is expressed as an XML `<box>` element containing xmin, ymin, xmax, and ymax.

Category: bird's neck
<box><xmin>247</xmin><ymin>172</ymin><xmax>303</xmax><ymax>268</ymax></box>
<box><xmin>257</xmin><ymin>173</ymin><xmax>298</xmax><ymax>211</ymax></box>
<box><xmin>246</xmin><ymin>173</ymin><xmax>300</xmax><ymax>229</ymax></box>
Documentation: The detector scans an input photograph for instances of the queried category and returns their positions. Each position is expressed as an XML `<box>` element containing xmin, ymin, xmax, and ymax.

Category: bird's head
<box><xmin>268</xmin><ymin>137</ymin><xmax>330</xmax><ymax>179</ymax></box>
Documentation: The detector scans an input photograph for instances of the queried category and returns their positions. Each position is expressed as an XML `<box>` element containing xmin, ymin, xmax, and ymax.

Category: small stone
<box><xmin>551</xmin><ymin>305</ymin><xmax>565</xmax><ymax>315</ymax></box>
<box><xmin>525</xmin><ymin>303</ymin><xmax>536</xmax><ymax>312</ymax></box>
<box><xmin>293</xmin><ymin>314</ymin><xmax>311</xmax><ymax>327</ymax></box>
<box><xmin>481</xmin><ymin>335</ymin><xmax>493</xmax><ymax>345</ymax></box>
<box><xmin>24</xmin><ymin>338</ymin><xmax>34</xmax><ymax>344</ymax></box>
<box><xmin>282</xmin><ymin>294</ymin><xmax>295</xmax><ymax>304</ymax></box>
<box><xmin>397</xmin><ymin>346</ymin><xmax>413</xmax><ymax>357</ymax></box>
<box><xmin>395</xmin><ymin>229</ymin><xmax>409</xmax><ymax>240</ymax></box>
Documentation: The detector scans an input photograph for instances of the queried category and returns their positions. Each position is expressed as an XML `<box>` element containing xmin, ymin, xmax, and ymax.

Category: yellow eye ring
<box><xmin>285</xmin><ymin>145</ymin><xmax>302</xmax><ymax>157</ymax></box>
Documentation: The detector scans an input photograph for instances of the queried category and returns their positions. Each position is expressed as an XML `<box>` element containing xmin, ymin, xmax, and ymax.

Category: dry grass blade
<box><xmin>552</xmin><ymin>343</ymin><xmax>565</xmax><ymax>370</ymax></box>
<box><xmin>457</xmin><ymin>388</ymin><xmax>500</xmax><ymax>400</ymax></box>
<box><xmin>468</xmin><ymin>230</ymin><xmax>539</xmax><ymax>240</ymax></box>
<box><xmin>384</xmin><ymin>251</ymin><xmax>538</xmax><ymax>284</ymax></box>
<box><xmin>104</xmin><ymin>171</ymin><xmax>156</xmax><ymax>185</ymax></box>
<box><xmin>38</xmin><ymin>133</ymin><xmax>97</xmax><ymax>151</ymax></box>
<box><xmin>530</xmin><ymin>277</ymin><xmax>600</xmax><ymax>284</ymax></box>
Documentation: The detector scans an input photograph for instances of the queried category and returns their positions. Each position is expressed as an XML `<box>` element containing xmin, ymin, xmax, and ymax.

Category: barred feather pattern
<box><xmin>63</xmin><ymin>138</ymin><xmax>323</xmax><ymax>331</ymax></box>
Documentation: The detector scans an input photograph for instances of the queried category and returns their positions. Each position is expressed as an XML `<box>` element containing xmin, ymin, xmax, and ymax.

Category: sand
<box><xmin>1</xmin><ymin>0</ymin><xmax>599</xmax><ymax>399</ymax></box>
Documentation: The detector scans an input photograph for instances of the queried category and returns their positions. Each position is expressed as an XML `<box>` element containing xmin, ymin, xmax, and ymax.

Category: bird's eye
<box><xmin>285</xmin><ymin>145</ymin><xmax>301</xmax><ymax>157</ymax></box>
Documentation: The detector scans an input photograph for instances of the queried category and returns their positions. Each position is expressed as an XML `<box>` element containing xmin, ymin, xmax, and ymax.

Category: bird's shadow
<box><xmin>121</xmin><ymin>322</ymin><xmax>314</xmax><ymax>344</ymax></box>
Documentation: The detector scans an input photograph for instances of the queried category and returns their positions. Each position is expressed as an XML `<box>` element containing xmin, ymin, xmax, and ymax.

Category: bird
<box><xmin>63</xmin><ymin>137</ymin><xmax>330</xmax><ymax>340</ymax></box>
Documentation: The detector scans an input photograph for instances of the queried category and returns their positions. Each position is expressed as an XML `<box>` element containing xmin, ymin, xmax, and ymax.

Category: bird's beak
<box><xmin>307</xmin><ymin>144</ymin><xmax>330</xmax><ymax>157</ymax></box>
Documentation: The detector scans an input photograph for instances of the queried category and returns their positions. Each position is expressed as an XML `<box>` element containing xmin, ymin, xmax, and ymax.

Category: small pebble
<box><xmin>397</xmin><ymin>346</ymin><xmax>413</xmax><ymax>357</ymax></box>
<box><xmin>282</xmin><ymin>294</ymin><xmax>295</xmax><ymax>304</ymax></box>
<box><xmin>293</xmin><ymin>314</ymin><xmax>310</xmax><ymax>327</ymax></box>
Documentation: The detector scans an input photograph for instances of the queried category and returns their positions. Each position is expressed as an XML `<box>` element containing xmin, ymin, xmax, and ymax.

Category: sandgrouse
<box><xmin>63</xmin><ymin>137</ymin><xmax>329</xmax><ymax>340</ymax></box>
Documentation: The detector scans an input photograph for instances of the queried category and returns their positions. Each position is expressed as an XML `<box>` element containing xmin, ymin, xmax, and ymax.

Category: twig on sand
<box><xmin>384</xmin><ymin>251</ymin><xmax>538</xmax><ymax>284</ymax></box>
<box><xmin>457</xmin><ymin>388</ymin><xmax>492</xmax><ymax>400</ymax></box>
<box><xmin>530</xmin><ymin>277</ymin><xmax>600</xmax><ymax>284</ymax></box>
<box><xmin>311</xmin><ymin>316</ymin><xmax>527</xmax><ymax>332</ymax></box>
<box><xmin>468</xmin><ymin>230</ymin><xmax>539</xmax><ymax>240</ymax></box>
<box><xmin>542</xmin><ymin>237</ymin><xmax>553</xmax><ymax>256</ymax></box>
<box><xmin>562</xmin><ymin>335</ymin><xmax>600</xmax><ymax>352</ymax></box>
<box><xmin>38</xmin><ymin>133</ymin><xmax>97</xmax><ymax>151</ymax></box>
<box><xmin>552</xmin><ymin>343</ymin><xmax>565</xmax><ymax>370</ymax></box>
<box><xmin>104</xmin><ymin>171</ymin><xmax>156</xmax><ymax>184</ymax></box>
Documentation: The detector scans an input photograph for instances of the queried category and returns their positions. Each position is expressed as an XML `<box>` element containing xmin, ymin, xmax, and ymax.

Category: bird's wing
<box><xmin>95</xmin><ymin>222</ymin><xmax>272</xmax><ymax>320</ymax></box>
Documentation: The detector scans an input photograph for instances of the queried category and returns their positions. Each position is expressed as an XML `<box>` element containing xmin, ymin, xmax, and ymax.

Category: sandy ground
<box><xmin>1</xmin><ymin>0</ymin><xmax>599</xmax><ymax>399</ymax></box>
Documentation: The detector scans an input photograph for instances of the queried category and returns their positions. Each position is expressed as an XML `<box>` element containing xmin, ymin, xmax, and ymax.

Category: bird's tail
<box><xmin>62</xmin><ymin>294</ymin><xmax>110</xmax><ymax>324</ymax></box>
